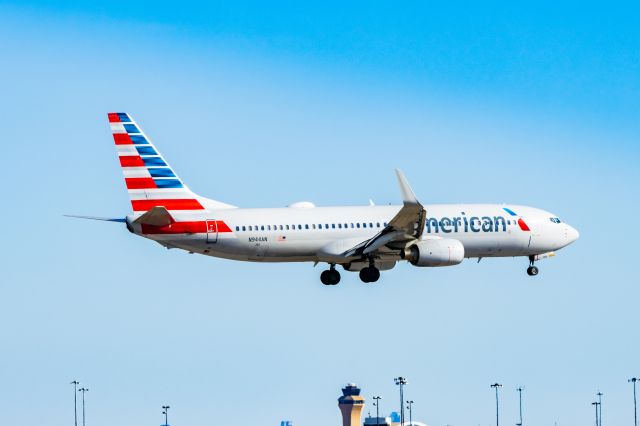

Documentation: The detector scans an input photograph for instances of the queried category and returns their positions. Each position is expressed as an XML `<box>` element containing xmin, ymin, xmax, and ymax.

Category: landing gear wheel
<box><xmin>359</xmin><ymin>266</ymin><xmax>380</xmax><ymax>283</ymax></box>
<box><xmin>321</xmin><ymin>269</ymin><xmax>341</xmax><ymax>285</ymax></box>
<box><xmin>368</xmin><ymin>267</ymin><xmax>380</xmax><ymax>282</ymax></box>
<box><xmin>527</xmin><ymin>266</ymin><xmax>539</xmax><ymax>276</ymax></box>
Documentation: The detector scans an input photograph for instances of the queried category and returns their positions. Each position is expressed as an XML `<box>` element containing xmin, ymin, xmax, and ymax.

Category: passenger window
<box><xmin>242</xmin><ymin>226</ymin><xmax>246</xmax><ymax>231</ymax></box>
<box><xmin>377</xmin><ymin>222</ymin><xmax>380</xmax><ymax>227</ymax></box>
<box><xmin>297</xmin><ymin>224</ymin><xmax>302</xmax><ymax>230</ymax></box>
<box><xmin>357</xmin><ymin>223</ymin><xmax>360</xmax><ymax>228</ymax></box>
<box><xmin>261</xmin><ymin>225</ymin><xmax>265</xmax><ymax>231</ymax></box>
<box><xmin>279</xmin><ymin>225</ymin><xmax>283</xmax><ymax>230</ymax></box>
<box><xmin>332</xmin><ymin>224</ymin><xmax>336</xmax><ymax>229</ymax></box>
<box><xmin>235</xmin><ymin>226</ymin><xmax>239</xmax><ymax>231</ymax></box>
<box><xmin>338</xmin><ymin>223</ymin><xmax>342</xmax><ymax>229</ymax></box>
<box><xmin>344</xmin><ymin>223</ymin><xmax>348</xmax><ymax>228</ymax></box>
<box><xmin>363</xmin><ymin>223</ymin><xmax>367</xmax><ymax>228</ymax></box>
<box><xmin>248</xmin><ymin>226</ymin><xmax>252</xmax><ymax>231</ymax></box>
<box><xmin>384</xmin><ymin>222</ymin><xmax>388</xmax><ymax>226</ymax></box>
<box><xmin>325</xmin><ymin>224</ymin><xmax>329</xmax><ymax>229</ymax></box>
<box><xmin>369</xmin><ymin>222</ymin><xmax>373</xmax><ymax>228</ymax></box>
<box><xmin>305</xmin><ymin>224</ymin><xmax>309</xmax><ymax>229</ymax></box>
<box><xmin>350</xmin><ymin>223</ymin><xmax>354</xmax><ymax>228</ymax></box>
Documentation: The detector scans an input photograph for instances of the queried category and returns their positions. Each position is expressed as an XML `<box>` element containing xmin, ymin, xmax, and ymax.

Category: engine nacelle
<box><xmin>402</xmin><ymin>239</ymin><xmax>465</xmax><ymax>267</ymax></box>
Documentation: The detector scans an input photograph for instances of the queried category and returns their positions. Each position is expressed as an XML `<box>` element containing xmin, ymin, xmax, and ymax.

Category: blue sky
<box><xmin>1</xmin><ymin>2</ymin><xmax>639</xmax><ymax>425</ymax></box>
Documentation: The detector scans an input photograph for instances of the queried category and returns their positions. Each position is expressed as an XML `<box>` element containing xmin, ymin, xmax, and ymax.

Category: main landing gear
<box><xmin>320</xmin><ymin>264</ymin><xmax>341</xmax><ymax>285</ymax></box>
<box><xmin>527</xmin><ymin>255</ymin><xmax>539</xmax><ymax>276</ymax></box>
<box><xmin>359</xmin><ymin>264</ymin><xmax>380</xmax><ymax>283</ymax></box>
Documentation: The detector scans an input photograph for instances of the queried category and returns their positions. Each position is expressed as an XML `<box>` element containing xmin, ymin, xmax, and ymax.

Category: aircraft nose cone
<box><xmin>566</xmin><ymin>225</ymin><xmax>579</xmax><ymax>243</ymax></box>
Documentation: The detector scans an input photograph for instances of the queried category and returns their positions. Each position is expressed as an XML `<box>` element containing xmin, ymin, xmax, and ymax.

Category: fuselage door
<box><xmin>206</xmin><ymin>219</ymin><xmax>218</xmax><ymax>244</ymax></box>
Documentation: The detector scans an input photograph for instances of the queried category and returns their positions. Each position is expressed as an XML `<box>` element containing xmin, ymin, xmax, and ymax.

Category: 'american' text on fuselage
<box><xmin>425</xmin><ymin>215</ymin><xmax>508</xmax><ymax>234</ymax></box>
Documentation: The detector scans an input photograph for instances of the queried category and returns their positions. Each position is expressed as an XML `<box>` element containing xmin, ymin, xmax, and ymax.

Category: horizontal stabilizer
<box><xmin>133</xmin><ymin>206</ymin><xmax>174</xmax><ymax>227</ymax></box>
<box><xmin>64</xmin><ymin>215</ymin><xmax>126</xmax><ymax>223</ymax></box>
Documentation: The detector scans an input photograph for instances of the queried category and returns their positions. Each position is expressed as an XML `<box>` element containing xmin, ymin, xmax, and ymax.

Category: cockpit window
<box><xmin>549</xmin><ymin>217</ymin><xmax>562</xmax><ymax>224</ymax></box>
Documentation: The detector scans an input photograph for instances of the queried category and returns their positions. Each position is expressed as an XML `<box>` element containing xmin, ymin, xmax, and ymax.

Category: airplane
<box><xmin>68</xmin><ymin>112</ymin><xmax>579</xmax><ymax>285</ymax></box>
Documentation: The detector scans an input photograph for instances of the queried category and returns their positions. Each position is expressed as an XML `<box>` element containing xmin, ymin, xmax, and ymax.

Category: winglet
<box><xmin>395</xmin><ymin>169</ymin><xmax>420</xmax><ymax>205</ymax></box>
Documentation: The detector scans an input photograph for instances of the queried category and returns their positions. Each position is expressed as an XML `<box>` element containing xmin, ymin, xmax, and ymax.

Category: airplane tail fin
<box><xmin>107</xmin><ymin>113</ymin><xmax>234</xmax><ymax>213</ymax></box>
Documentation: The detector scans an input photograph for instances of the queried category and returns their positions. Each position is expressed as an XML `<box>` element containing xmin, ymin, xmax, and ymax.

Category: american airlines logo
<box><xmin>425</xmin><ymin>213</ymin><xmax>529</xmax><ymax>234</ymax></box>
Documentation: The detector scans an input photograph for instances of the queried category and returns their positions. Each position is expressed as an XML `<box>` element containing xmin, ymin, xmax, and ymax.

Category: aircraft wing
<box><xmin>342</xmin><ymin>169</ymin><xmax>426</xmax><ymax>258</ymax></box>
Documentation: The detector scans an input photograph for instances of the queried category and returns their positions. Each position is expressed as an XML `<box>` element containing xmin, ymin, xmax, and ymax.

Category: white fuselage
<box><xmin>129</xmin><ymin>203</ymin><xmax>579</xmax><ymax>266</ymax></box>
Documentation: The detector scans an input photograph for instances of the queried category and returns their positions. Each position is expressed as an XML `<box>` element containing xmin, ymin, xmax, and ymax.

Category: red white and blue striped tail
<box><xmin>108</xmin><ymin>112</ymin><xmax>233</xmax><ymax>213</ymax></box>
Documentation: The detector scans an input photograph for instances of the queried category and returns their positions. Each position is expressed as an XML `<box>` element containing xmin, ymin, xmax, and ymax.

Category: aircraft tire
<box><xmin>527</xmin><ymin>266</ymin><xmax>539</xmax><ymax>276</ymax></box>
<box><xmin>368</xmin><ymin>267</ymin><xmax>380</xmax><ymax>282</ymax></box>
<box><xmin>321</xmin><ymin>269</ymin><xmax>340</xmax><ymax>285</ymax></box>
<box><xmin>329</xmin><ymin>269</ymin><xmax>341</xmax><ymax>285</ymax></box>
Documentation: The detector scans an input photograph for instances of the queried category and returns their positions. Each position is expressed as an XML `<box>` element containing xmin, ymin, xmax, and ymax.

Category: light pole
<box><xmin>630</xmin><ymin>378</ymin><xmax>638</xmax><ymax>426</ymax></box>
<box><xmin>162</xmin><ymin>405</ymin><xmax>170</xmax><ymax>426</ymax></box>
<box><xmin>597</xmin><ymin>392</ymin><xmax>603</xmax><ymax>426</ymax></box>
<box><xmin>78</xmin><ymin>388</ymin><xmax>89</xmax><ymax>426</ymax></box>
<box><xmin>592</xmin><ymin>401</ymin><xmax>600</xmax><ymax>426</ymax></box>
<box><xmin>490</xmin><ymin>383</ymin><xmax>502</xmax><ymax>426</ymax></box>
<box><xmin>516</xmin><ymin>386</ymin><xmax>524</xmax><ymax>426</ymax></box>
<box><xmin>373</xmin><ymin>396</ymin><xmax>382</xmax><ymax>426</ymax></box>
<box><xmin>406</xmin><ymin>400</ymin><xmax>414</xmax><ymax>426</ymax></box>
<box><xmin>70</xmin><ymin>381</ymin><xmax>80</xmax><ymax>426</ymax></box>
<box><xmin>394</xmin><ymin>377</ymin><xmax>407</xmax><ymax>426</ymax></box>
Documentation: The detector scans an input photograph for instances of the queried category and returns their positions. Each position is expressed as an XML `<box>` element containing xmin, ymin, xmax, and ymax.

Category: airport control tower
<box><xmin>338</xmin><ymin>383</ymin><xmax>365</xmax><ymax>426</ymax></box>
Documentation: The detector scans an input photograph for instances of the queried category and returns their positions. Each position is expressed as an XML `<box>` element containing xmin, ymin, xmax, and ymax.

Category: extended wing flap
<box><xmin>341</xmin><ymin>170</ymin><xmax>426</xmax><ymax>258</ymax></box>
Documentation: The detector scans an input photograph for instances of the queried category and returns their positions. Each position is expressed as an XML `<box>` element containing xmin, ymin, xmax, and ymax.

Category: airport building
<box><xmin>338</xmin><ymin>383</ymin><xmax>365</xmax><ymax>426</ymax></box>
<box><xmin>363</xmin><ymin>416</ymin><xmax>392</xmax><ymax>426</ymax></box>
<box><xmin>337</xmin><ymin>384</ymin><xmax>426</xmax><ymax>426</ymax></box>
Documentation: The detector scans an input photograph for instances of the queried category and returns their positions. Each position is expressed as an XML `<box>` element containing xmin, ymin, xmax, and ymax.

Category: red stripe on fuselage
<box><xmin>125</xmin><ymin>177</ymin><xmax>157</xmax><ymax>189</ymax></box>
<box><xmin>142</xmin><ymin>220</ymin><xmax>233</xmax><ymax>234</ymax></box>
<box><xmin>216</xmin><ymin>221</ymin><xmax>232</xmax><ymax>232</ymax></box>
<box><xmin>113</xmin><ymin>133</ymin><xmax>132</xmax><ymax>145</ymax></box>
<box><xmin>142</xmin><ymin>221</ymin><xmax>206</xmax><ymax>234</ymax></box>
<box><xmin>108</xmin><ymin>113</ymin><xmax>120</xmax><ymax>123</ymax></box>
<box><xmin>131</xmin><ymin>199</ymin><xmax>204</xmax><ymax>211</ymax></box>
<box><xmin>119</xmin><ymin>156</ymin><xmax>145</xmax><ymax>167</ymax></box>
<box><xmin>518</xmin><ymin>218</ymin><xmax>531</xmax><ymax>231</ymax></box>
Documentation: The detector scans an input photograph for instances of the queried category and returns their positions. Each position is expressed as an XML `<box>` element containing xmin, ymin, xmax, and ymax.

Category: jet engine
<box><xmin>402</xmin><ymin>238</ymin><xmax>465</xmax><ymax>267</ymax></box>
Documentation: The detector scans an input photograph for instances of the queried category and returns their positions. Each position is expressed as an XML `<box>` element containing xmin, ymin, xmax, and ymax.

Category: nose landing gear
<box><xmin>320</xmin><ymin>264</ymin><xmax>341</xmax><ymax>285</ymax></box>
<box><xmin>527</xmin><ymin>255</ymin><xmax>539</xmax><ymax>276</ymax></box>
